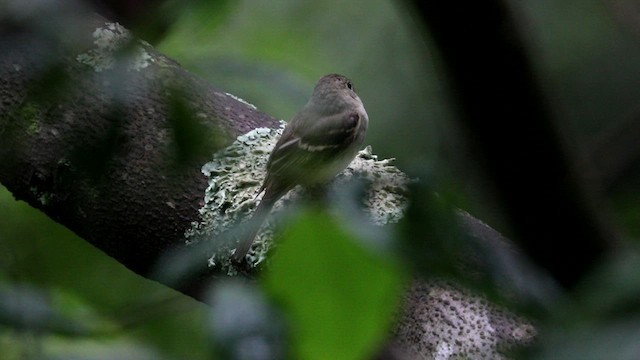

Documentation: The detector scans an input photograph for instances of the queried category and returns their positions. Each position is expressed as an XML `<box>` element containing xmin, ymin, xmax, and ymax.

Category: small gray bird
<box><xmin>232</xmin><ymin>74</ymin><xmax>369</xmax><ymax>262</ymax></box>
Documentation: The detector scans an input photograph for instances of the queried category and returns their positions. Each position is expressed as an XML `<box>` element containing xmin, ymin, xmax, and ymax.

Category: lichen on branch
<box><xmin>185</xmin><ymin>123</ymin><xmax>411</xmax><ymax>274</ymax></box>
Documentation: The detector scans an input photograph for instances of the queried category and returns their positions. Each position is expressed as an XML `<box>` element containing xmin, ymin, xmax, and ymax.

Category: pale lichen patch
<box><xmin>334</xmin><ymin>145</ymin><xmax>410</xmax><ymax>225</ymax></box>
<box><xmin>185</xmin><ymin>121</ymin><xmax>410</xmax><ymax>274</ymax></box>
<box><xmin>76</xmin><ymin>22</ymin><xmax>154</xmax><ymax>72</ymax></box>
<box><xmin>185</xmin><ymin>124</ymin><xmax>285</xmax><ymax>273</ymax></box>
<box><xmin>225</xmin><ymin>93</ymin><xmax>258</xmax><ymax>110</ymax></box>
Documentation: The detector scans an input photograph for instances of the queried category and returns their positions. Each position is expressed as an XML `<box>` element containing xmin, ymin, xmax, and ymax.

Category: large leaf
<box><xmin>263</xmin><ymin>208</ymin><xmax>405</xmax><ymax>360</ymax></box>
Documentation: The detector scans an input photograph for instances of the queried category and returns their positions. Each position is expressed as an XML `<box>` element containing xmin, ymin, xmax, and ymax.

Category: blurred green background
<box><xmin>2</xmin><ymin>0</ymin><xmax>640</xmax><ymax>358</ymax></box>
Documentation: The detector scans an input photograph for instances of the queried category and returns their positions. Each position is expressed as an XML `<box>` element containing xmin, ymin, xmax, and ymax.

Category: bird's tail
<box><xmin>232</xmin><ymin>191</ymin><xmax>279</xmax><ymax>262</ymax></box>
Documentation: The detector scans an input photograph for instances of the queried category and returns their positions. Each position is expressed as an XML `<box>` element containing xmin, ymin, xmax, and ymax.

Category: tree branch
<box><xmin>0</xmin><ymin>12</ymin><xmax>279</xmax><ymax>287</ymax></box>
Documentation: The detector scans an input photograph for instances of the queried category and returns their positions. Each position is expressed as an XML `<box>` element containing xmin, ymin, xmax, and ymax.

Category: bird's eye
<box><xmin>346</xmin><ymin>82</ymin><xmax>353</xmax><ymax>90</ymax></box>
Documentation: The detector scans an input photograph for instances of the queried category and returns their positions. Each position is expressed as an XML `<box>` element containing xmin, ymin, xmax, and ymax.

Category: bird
<box><xmin>232</xmin><ymin>73</ymin><xmax>369</xmax><ymax>262</ymax></box>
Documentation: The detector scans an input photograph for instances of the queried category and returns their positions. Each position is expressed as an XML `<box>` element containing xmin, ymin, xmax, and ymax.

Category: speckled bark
<box><xmin>386</xmin><ymin>280</ymin><xmax>536</xmax><ymax>360</ymax></box>
<box><xmin>0</xmin><ymin>18</ymin><xmax>279</xmax><ymax>283</ymax></box>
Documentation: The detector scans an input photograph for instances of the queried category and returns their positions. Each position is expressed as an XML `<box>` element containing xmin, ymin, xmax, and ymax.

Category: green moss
<box><xmin>38</xmin><ymin>192</ymin><xmax>53</xmax><ymax>206</ymax></box>
<box><xmin>29</xmin><ymin>186</ymin><xmax>52</xmax><ymax>206</ymax></box>
<box><xmin>15</xmin><ymin>102</ymin><xmax>43</xmax><ymax>134</ymax></box>
<box><xmin>28</xmin><ymin>121</ymin><xmax>41</xmax><ymax>134</ymax></box>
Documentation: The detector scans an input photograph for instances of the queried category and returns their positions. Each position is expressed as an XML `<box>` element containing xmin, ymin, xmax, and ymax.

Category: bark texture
<box><xmin>0</xmin><ymin>15</ymin><xmax>279</xmax><ymax>284</ymax></box>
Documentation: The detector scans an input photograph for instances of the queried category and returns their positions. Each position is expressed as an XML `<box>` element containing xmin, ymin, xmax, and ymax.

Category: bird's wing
<box><xmin>266</xmin><ymin>110</ymin><xmax>362</xmax><ymax>177</ymax></box>
<box><xmin>296</xmin><ymin>110</ymin><xmax>362</xmax><ymax>152</ymax></box>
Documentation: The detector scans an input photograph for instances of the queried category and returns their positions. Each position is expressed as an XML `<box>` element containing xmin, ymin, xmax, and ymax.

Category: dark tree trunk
<box><xmin>407</xmin><ymin>0</ymin><xmax>616</xmax><ymax>288</ymax></box>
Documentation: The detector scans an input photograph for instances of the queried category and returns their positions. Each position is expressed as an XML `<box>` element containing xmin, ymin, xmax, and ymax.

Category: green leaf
<box><xmin>0</xmin><ymin>284</ymin><xmax>91</xmax><ymax>336</ymax></box>
<box><xmin>263</xmin><ymin>208</ymin><xmax>405</xmax><ymax>360</ymax></box>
